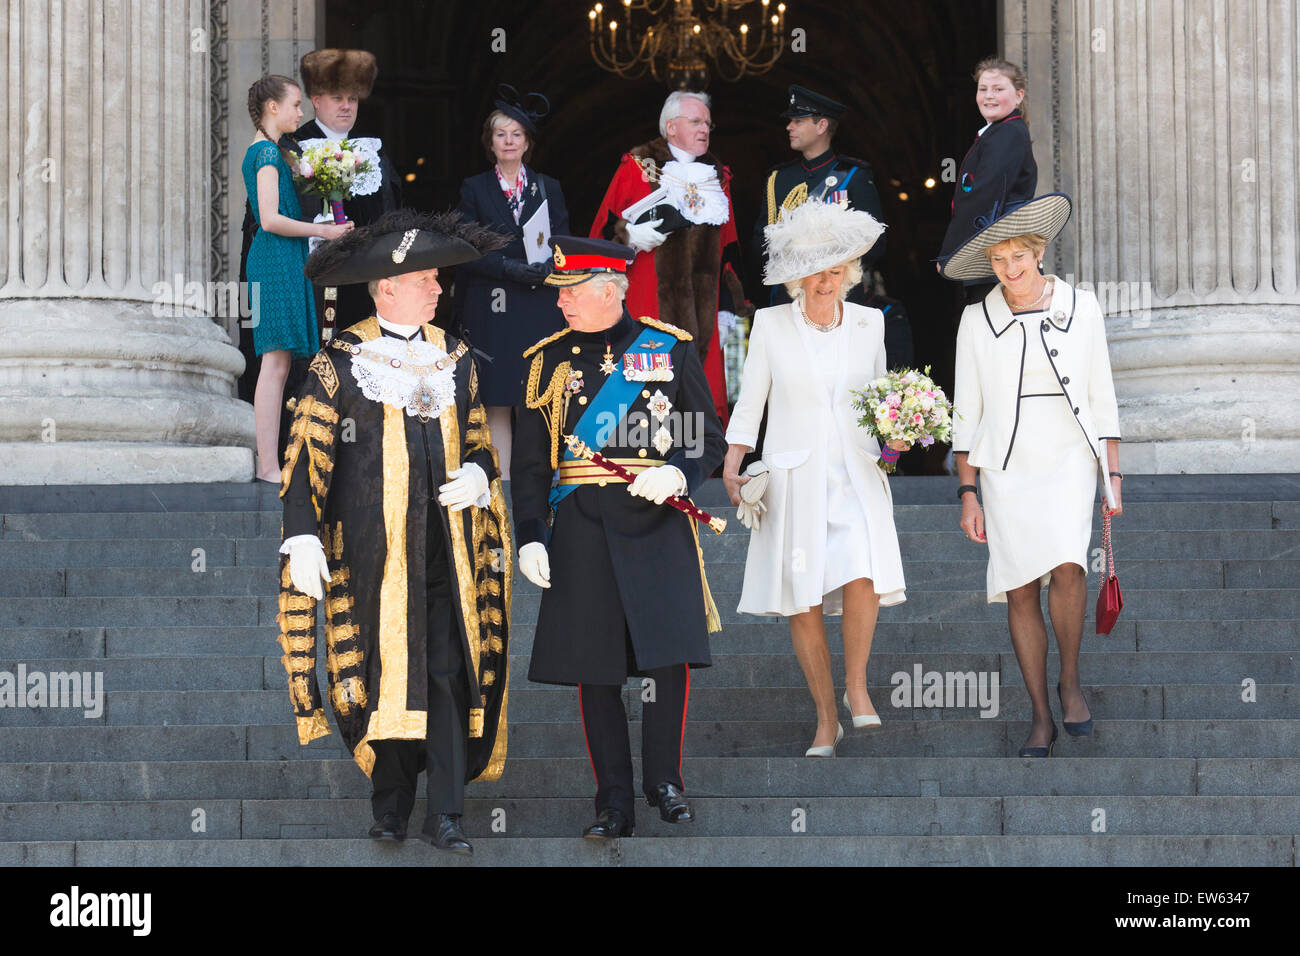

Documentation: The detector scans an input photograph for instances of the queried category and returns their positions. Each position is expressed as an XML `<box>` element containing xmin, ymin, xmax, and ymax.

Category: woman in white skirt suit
<box><xmin>944</xmin><ymin>193</ymin><xmax>1124</xmax><ymax>758</ymax></box>
<box><xmin>723</xmin><ymin>201</ymin><xmax>908</xmax><ymax>757</ymax></box>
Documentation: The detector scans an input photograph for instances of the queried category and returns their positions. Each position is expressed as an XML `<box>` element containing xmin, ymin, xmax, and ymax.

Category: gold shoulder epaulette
<box><xmin>637</xmin><ymin>315</ymin><xmax>692</xmax><ymax>341</ymax></box>
<box><xmin>522</xmin><ymin>326</ymin><xmax>573</xmax><ymax>359</ymax></box>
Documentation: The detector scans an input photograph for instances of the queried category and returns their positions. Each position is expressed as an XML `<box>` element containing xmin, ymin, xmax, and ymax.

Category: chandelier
<box><xmin>588</xmin><ymin>0</ymin><xmax>788</xmax><ymax>90</ymax></box>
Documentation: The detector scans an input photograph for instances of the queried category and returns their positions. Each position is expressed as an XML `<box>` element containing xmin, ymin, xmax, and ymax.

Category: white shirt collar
<box><xmin>976</xmin><ymin>121</ymin><xmax>992</xmax><ymax>136</ymax></box>
<box><xmin>314</xmin><ymin>117</ymin><xmax>351</xmax><ymax>140</ymax></box>
<box><xmin>667</xmin><ymin>142</ymin><xmax>698</xmax><ymax>164</ymax></box>
<box><xmin>376</xmin><ymin>315</ymin><xmax>421</xmax><ymax>340</ymax></box>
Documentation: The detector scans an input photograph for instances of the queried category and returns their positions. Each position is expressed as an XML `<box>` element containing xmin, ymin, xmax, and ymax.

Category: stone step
<box><xmin>3</xmin><ymin>650</ymin><xmax>1293</xmax><ymax>691</ymax></box>
<box><xmin>8</xmin><ymin>833</ymin><xmax>1293</xmax><ymax>867</ymax></box>
<box><xmin>5</xmin><ymin>719</ymin><xmax>1296</xmax><ymax>763</ymax></box>
<box><xmin>8</xmin><ymin>588</ymin><xmax>1300</xmax><ymax>627</ymax></box>
<box><xmin>3</xmin><ymin>795</ymin><xmax>1298</xmax><ymax>841</ymax></box>
<box><xmin>4</xmin><ymin>620</ymin><xmax>1296</xmax><ymax>659</ymax></box>
<box><xmin>10</xmin><ymin>757</ymin><xmax>1296</xmax><ymax>803</ymax></box>
<box><xmin>4</xmin><ymin>498</ymin><xmax>1296</xmax><ymax>544</ymax></box>
<box><xmin>6</xmin><ymin>558</ymin><xmax>1296</xmax><ymax>597</ymax></box>
<box><xmin>6</xmin><ymin>527</ymin><xmax>1299</xmax><ymax>568</ymax></box>
<box><xmin>2</xmin><ymin>682</ymin><xmax>1292</xmax><ymax>727</ymax></box>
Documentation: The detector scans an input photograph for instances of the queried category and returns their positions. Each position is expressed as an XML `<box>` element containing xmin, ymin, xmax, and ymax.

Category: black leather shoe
<box><xmin>646</xmin><ymin>782</ymin><xmax>695</xmax><ymax>823</ymax></box>
<box><xmin>582</xmin><ymin>808</ymin><xmax>634</xmax><ymax>840</ymax></box>
<box><xmin>417</xmin><ymin>813</ymin><xmax>472</xmax><ymax>856</ymax></box>
<box><xmin>367</xmin><ymin>812</ymin><xmax>406</xmax><ymax>842</ymax></box>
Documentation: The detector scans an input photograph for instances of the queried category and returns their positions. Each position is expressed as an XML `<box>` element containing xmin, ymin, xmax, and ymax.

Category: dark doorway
<box><xmin>326</xmin><ymin>0</ymin><xmax>998</xmax><ymax>467</ymax></box>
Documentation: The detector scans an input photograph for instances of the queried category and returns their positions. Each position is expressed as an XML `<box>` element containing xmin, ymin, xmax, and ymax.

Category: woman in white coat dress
<box><xmin>723</xmin><ymin>201</ymin><xmax>908</xmax><ymax>757</ymax></box>
<box><xmin>943</xmin><ymin>193</ymin><xmax>1123</xmax><ymax>758</ymax></box>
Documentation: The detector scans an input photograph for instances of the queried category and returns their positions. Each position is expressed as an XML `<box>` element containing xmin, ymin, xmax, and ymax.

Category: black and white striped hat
<box><xmin>940</xmin><ymin>193</ymin><xmax>1072</xmax><ymax>281</ymax></box>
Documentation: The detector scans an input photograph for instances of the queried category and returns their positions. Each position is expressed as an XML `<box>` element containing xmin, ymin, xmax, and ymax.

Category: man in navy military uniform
<box><xmin>511</xmin><ymin>236</ymin><xmax>726</xmax><ymax>839</ymax></box>
<box><xmin>752</xmin><ymin>85</ymin><xmax>887</xmax><ymax>306</ymax></box>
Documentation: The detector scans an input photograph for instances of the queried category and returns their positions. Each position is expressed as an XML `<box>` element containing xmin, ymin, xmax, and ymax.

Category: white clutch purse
<box><xmin>736</xmin><ymin>461</ymin><xmax>770</xmax><ymax>531</ymax></box>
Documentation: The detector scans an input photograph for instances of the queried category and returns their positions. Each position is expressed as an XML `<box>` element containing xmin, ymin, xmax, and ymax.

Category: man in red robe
<box><xmin>589</xmin><ymin>91</ymin><xmax>746</xmax><ymax>425</ymax></box>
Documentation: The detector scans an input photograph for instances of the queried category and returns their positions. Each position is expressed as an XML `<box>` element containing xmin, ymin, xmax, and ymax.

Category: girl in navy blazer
<box><xmin>938</xmin><ymin>58</ymin><xmax>1037</xmax><ymax>303</ymax></box>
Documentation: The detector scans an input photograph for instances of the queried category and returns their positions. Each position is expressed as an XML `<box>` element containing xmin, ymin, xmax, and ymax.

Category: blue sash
<box><xmin>548</xmin><ymin>326</ymin><xmax>673</xmax><ymax>509</ymax></box>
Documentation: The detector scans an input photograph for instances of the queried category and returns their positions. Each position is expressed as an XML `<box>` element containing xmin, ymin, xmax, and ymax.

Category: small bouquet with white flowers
<box><xmin>289</xmin><ymin>138</ymin><xmax>375</xmax><ymax>224</ymax></box>
<box><xmin>851</xmin><ymin>366</ymin><xmax>953</xmax><ymax>472</ymax></box>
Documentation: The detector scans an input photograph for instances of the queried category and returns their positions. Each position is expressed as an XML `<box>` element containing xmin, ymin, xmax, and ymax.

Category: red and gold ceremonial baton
<box><xmin>564</xmin><ymin>435</ymin><xmax>726</xmax><ymax>534</ymax></box>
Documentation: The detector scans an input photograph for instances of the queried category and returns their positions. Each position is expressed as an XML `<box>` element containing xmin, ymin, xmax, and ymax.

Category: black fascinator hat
<box><xmin>492</xmin><ymin>83</ymin><xmax>551</xmax><ymax>136</ymax></box>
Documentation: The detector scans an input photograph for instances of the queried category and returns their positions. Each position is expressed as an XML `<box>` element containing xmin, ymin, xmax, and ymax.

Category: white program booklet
<box><xmin>621</xmin><ymin>187</ymin><xmax>670</xmax><ymax>224</ymax></box>
<box><xmin>1098</xmin><ymin>442</ymin><xmax>1119</xmax><ymax>510</ymax></box>
<box><xmin>522</xmin><ymin>200</ymin><xmax>551</xmax><ymax>264</ymax></box>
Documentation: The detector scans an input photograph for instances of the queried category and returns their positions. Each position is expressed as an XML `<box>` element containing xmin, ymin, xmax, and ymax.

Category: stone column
<box><xmin>1007</xmin><ymin>0</ymin><xmax>1300</xmax><ymax>473</ymax></box>
<box><xmin>0</xmin><ymin>0</ymin><xmax>253</xmax><ymax>484</ymax></box>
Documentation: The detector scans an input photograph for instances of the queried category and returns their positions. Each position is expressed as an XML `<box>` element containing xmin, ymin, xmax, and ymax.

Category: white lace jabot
<box><xmin>346</xmin><ymin>333</ymin><xmax>457</xmax><ymax>419</ymax></box>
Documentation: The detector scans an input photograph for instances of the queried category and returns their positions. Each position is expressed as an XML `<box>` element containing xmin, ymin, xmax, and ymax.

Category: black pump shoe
<box><xmin>646</xmin><ymin>782</ymin><xmax>695</xmax><ymax>823</ymax></box>
<box><xmin>1018</xmin><ymin>721</ymin><xmax>1058</xmax><ymax>758</ymax></box>
<box><xmin>1057</xmin><ymin>682</ymin><xmax>1094</xmax><ymax>736</ymax></box>
<box><xmin>583</xmin><ymin>808</ymin><xmax>634</xmax><ymax>839</ymax></box>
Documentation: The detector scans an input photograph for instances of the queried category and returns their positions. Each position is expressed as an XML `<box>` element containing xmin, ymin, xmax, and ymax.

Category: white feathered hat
<box><xmin>763</xmin><ymin>200</ymin><xmax>885</xmax><ymax>286</ymax></box>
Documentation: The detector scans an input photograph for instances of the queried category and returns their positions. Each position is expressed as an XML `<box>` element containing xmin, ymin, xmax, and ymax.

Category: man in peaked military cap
<box><xmin>511</xmin><ymin>236</ymin><xmax>727</xmax><ymax>839</ymax></box>
<box><xmin>277</xmin><ymin>209</ymin><xmax>511</xmax><ymax>855</ymax></box>
<box><xmin>752</xmin><ymin>84</ymin><xmax>887</xmax><ymax>307</ymax></box>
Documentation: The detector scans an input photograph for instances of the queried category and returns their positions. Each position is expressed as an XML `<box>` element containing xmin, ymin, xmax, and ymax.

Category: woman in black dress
<box><xmin>454</xmin><ymin>85</ymin><xmax>570</xmax><ymax>478</ymax></box>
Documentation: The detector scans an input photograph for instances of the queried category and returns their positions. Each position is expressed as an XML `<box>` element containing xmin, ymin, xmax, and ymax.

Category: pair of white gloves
<box><xmin>282</xmin><ymin>463</ymin><xmax>489</xmax><ymax>600</ymax></box>
<box><xmin>518</xmin><ymin>464</ymin><xmax>686</xmax><ymax>589</ymax></box>
<box><xmin>624</xmin><ymin>217</ymin><xmax>668</xmax><ymax>254</ymax></box>
<box><xmin>735</xmin><ymin>462</ymin><xmax>770</xmax><ymax>532</ymax></box>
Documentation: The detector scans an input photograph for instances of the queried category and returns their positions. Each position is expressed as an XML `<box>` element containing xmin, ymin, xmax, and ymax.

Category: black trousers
<box><xmin>370</xmin><ymin>510</ymin><xmax>470</xmax><ymax>826</ymax></box>
<box><xmin>579</xmin><ymin>662</ymin><xmax>690</xmax><ymax>825</ymax></box>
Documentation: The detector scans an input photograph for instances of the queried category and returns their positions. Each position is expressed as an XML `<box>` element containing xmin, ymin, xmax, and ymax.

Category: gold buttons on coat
<box><xmin>571</xmin><ymin>345</ymin><xmax>581</xmax><ymax>354</ymax></box>
<box><xmin>578</xmin><ymin>396</ymin><xmax>588</xmax><ymax>405</ymax></box>
<box><xmin>638</xmin><ymin>449</ymin><xmax>648</xmax><ymax>458</ymax></box>
<box><xmin>642</xmin><ymin>390</ymin><xmax>651</xmax><ymax>398</ymax></box>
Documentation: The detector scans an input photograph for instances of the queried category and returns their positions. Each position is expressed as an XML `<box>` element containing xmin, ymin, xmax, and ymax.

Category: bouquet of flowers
<box><xmin>289</xmin><ymin>139</ymin><xmax>375</xmax><ymax>224</ymax></box>
<box><xmin>851</xmin><ymin>366</ymin><xmax>953</xmax><ymax>472</ymax></box>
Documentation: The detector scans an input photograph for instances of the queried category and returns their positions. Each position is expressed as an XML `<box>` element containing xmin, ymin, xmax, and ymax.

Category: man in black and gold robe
<box><xmin>277</xmin><ymin>210</ymin><xmax>509</xmax><ymax>854</ymax></box>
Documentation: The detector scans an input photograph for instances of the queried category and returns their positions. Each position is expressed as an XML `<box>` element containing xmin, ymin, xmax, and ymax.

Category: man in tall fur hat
<box><xmin>278</xmin><ymin>209</ymin><xmax>509</xmax><ymax>855</ymax></box>
<box><xmin>589</xmin><ymin>90</ymin><xmax>746</xmax><ymax>427</ymax></box>
<box><xmin>237</xmin><ymin>49</ymin><xmax>402</xmax><ymax>408</ymax></box>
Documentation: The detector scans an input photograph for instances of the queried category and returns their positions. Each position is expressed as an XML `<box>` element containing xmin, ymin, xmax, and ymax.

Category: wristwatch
<box><xmin>957</xmin><ymin>484</ymin><xmax>978</xmax><ymax>500</ymax></box>
<box><xmin>1109</xmin><ymin>472</ymin><xmax>1124</xmax><ymax>480</ymax></box>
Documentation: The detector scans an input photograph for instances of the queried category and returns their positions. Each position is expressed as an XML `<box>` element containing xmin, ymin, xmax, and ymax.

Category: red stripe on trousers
<box><xmin>578</xmin><ymin>683</ymin><xmax>599</xmax><ymax>813</ymax></box>
<box><xmin>678</xmin><ymin>665</ymin><xmax>690</xmax><ymax>781</ymax></box>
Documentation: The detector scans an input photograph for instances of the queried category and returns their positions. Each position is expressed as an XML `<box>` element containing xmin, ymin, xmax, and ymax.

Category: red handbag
<box><xmin>1095</xmin><ymin>504</ymin><xmax>1124</xmax><ymax>634</ymax></box>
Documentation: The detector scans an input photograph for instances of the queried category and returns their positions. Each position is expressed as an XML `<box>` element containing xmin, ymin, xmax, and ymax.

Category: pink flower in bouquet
<box><xmin>299</xmin><ymin>162</ymin><xmax>314</xmax><ymax>178</ymax></box>
<box><xmin>913</xmin><ymin>413</ymin><xmax>924</xmax><ymax>424</ymax></box>
<box><xmin>333</xmin><ymin>150</ymin><xmax>343</xmax><ymax>160</ymax></box>
<box><xmin>888</xmin><ymin>409</ymin><xmax>898</xmax><ymax>420</ymax></box>
<box><xmin>886</xmin><ymin>392</ymin><xmax>902</xmax><ymax>407</ymax></box>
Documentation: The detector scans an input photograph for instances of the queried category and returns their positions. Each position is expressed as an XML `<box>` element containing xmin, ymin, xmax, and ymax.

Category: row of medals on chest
<box><xmin>567</xmin><ymin>339</ymin><xmax>676</xmax><ymax>456</ymax></box>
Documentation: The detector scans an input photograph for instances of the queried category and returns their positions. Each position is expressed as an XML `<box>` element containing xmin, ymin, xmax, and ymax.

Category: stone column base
<box><xmin>1108</xmin><ymin>305</ymin><xmax>1300</xmax><ymax>474</ymax></box>
<box><xmin>1</xmin><ymin>442</ymin><xmax>253</xmax><ymax>485</ymax></box>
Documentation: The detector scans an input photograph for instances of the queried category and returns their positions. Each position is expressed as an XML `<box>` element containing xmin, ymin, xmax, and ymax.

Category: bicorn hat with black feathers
<box><xmin>300</xmin><ymin>48</ymin><xmax>378</xmax><ymax>99</ymax></box>
<box><xmin>305</xmin><ymin>209</ymin><xmax>510</xmax><ymax>286</ymax></box>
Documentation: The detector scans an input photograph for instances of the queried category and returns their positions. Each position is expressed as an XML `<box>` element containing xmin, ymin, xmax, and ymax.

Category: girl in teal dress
<box><xmin>244</xmin><ymin>75</ymin><xmax>353</xmax><ymax>481</ymax></box>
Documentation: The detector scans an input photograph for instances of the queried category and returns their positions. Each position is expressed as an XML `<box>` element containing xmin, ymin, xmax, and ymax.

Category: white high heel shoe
<box><xmin>843</xmin><ymin>691</ymin><xmax>882</xmax><ymax>729</ymax></box>
<box><xmin>805</xmin><ymin>722</ymin><xmax>844</xmax><ymax>757</ymax></box>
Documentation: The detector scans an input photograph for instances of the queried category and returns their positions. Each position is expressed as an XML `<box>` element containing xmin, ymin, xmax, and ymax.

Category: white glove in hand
<box><xmin>624</xmin><ymin>218</ymin><xmax>667</xmax><ymax>253</ymax></box>
<box><xmin>285</xmin><ymin>536</ymin><xmax>331</xmax><ymax>600</ymax></box>
<box><xmin>518</xmin><ymin>541</ymin><xmax>551</xmax><ymax>589</ymax></box>
<box><xmin>628</xmin><ymin>464</ymin><xmax>687</xmax><ymax>505</ymax></box>
<box><xmin>437</xmin><ymin>462</ymin><xmax>489</xmax><ymax>511</ymax></box>
<box><xmin>736</xmin><ymin>498</ymin><xmax>766</xmax><ymax>531</ymax></box>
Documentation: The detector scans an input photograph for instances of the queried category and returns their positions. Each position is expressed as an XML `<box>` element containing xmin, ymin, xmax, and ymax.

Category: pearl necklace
<box><xmin>1006</xmin><ymin>277</ymin><xmax>1053</xmax><ymax>312</ymax></box>
<box><xmin>799</xmin><ymin>300</ymin><xmax>842</xmax><ymax>333</ymax></box>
